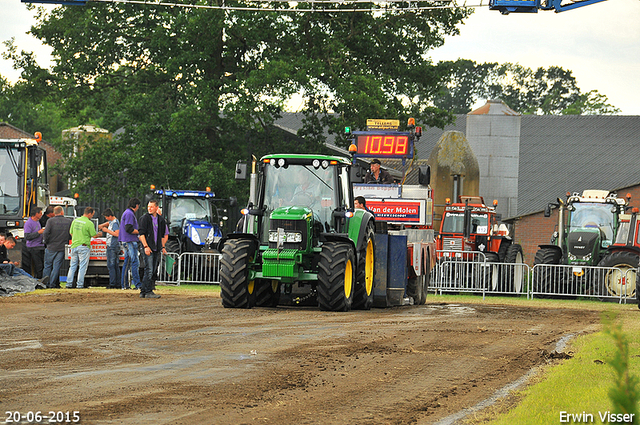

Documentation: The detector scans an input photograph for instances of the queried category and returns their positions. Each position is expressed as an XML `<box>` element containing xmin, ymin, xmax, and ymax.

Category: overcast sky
<box><xmin>2</xmin><ymin>0</ymin><xmax>639</xmax><ymax>115</ymax></box>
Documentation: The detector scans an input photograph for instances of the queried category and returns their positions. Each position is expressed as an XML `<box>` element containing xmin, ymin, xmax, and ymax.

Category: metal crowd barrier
<box><xmin>156</xmin><ymin>252</ymin><xmax>221</xmax><ymax>285</ymax></box>
<box><xmin>430</xmin><ymin>252</ymin><xmax>637</xmax><ymax>303</ymax></box>
<box><xmin>430</xmin><ymin>250</ymin><xmax>531</xmax><ymax>299</ymax></box>
<box><xmin>530</xmin><ymin>264</ymin><xmax>635</xmax><ymax>303</ymax></box>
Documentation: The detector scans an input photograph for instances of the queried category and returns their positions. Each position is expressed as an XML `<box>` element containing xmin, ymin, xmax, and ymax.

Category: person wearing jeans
<box><xmin>66</xmin><ymin>207</ymin><xmax>97</xmax><ymax>289</ymax></box>
<box><xmin>98</xmin><ymin>209</ymin><xmax>121</xmax><ymax>289</ymax></box>
<box><xmin>42</xmin><ymin>206</ymin><xmax>72</xmax><ymax>289</ymax></box>
<box><xmin>121</xmin><ymin>241</ymin><xmax>141</xmax><ymax>290</ymax></box>
<box><xmin>66</xmin><ymin>245</ymin><xmax>91</xmax><ymax>288</ymax></box>
<box><xmin>138</xmin><ymin>199</ymin><xmax>168</xmax><ymax>299</ymax></box>
<box><xmin>119</xmin><ymin>198</ymin><xmax>142</xmax><ymax>290</ymax></box>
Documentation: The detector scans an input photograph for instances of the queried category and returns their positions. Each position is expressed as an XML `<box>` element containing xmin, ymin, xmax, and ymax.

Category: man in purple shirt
<box><xmin>119</xmin><ymin>198</ymin><xmax>142</xmax><ymax>290</ymax></box>
<box><xmin>23</xmin><ymin>207</ymin><xmax>45</xmax><ymax>278</ymax></box>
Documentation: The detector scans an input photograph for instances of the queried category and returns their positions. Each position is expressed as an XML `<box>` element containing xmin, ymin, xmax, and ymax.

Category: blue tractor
<box><xmin>153</xmin><ymin>188</ymin><xmax>224</xmax><ymax>254</ymax></box>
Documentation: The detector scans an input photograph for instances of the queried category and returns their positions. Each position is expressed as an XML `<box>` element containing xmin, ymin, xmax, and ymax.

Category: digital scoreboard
<box><xmin>354</xmin><ymin>133</ymin><xmax>413</xmax><ymax>158</ymax></box>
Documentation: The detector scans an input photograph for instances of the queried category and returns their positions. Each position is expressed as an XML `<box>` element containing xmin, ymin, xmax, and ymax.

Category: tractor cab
<box><xmin>437</xmin><ymin>196</ymin><xmax>499</xmax><ymax>254</ymax></box>
<box><xmin>563</xmin><ymin>190</ymin><xmax>626</xmax><ymax>265</ymax></box>
<box><xmin>153</xmin><ymin>188</ymin><xmax>223</xmax><ymax>253</ymax></box>
<box><xmin>251</xmin><ymin>155</ymin><xmax>354</xmax><ymax>255</ymax></box>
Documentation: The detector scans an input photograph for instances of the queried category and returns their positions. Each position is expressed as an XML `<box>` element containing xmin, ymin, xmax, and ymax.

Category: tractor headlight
<box><xmin>268</xmin><ymin>231</ymin><xmax>303</xmax><ymax>243</ymax></box>
<box><xmin>190</xmin><ymin>227</ymin><xmax>202</xmax><ymax>245</ymax></box>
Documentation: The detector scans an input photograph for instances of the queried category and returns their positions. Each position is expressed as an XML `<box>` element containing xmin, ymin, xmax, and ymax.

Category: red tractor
<box><xmin>436</xmin><ymin>196</ymin><xmax>524</xmax><ymax>292</ymax></box>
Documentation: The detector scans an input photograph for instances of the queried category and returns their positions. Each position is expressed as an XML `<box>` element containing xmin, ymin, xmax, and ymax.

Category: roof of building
<box><xmin>0</xmin><ymin>122</ymin><xmax>34</xmax><ymax>139</ymax></box>
<box><xmin>517</xmin><ymin>115</ymin><xmax>640</xmax><ymax>217</ymax></box>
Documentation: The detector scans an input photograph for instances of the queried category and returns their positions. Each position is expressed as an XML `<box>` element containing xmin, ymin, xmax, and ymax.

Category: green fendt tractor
<box><xmin>534</xmin><ymin>190</ymin><xmax>629</xmax><ymax>297</ymax></box>
<box><xmin>218</xmin><ymin>154</ymin><xmax>376</xmax><ymax>311</ymax></box>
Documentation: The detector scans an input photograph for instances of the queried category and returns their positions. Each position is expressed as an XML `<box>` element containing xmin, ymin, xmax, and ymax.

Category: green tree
<box><xmin>1</xmin><ymin>38</ymin><xmax>75</xmax><ymax>145</ymax></box>
<box><xmin>6</xmin><ymin>2</ymin><xmax>469</xmax><ymax>203</ymax></box>
<box><xmin>435</xmin><ymin>60</ymin><xmax>619</xmax><ymax>115</ymax></box>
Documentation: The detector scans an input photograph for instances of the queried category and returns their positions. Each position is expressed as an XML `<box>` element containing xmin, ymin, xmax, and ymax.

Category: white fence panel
<box><xmin>430</xmin><ymin>251</ymin><xmax>530</xmax><ymax>297</ymax></box>
<box><xmin>156</xmin><ymin>252</ymin><xmax>221</xmax><ymax>285</ymax></box>
<box><xmin>531</xmin><ymin>264</ymin><xmax>635</xmax><ymax>303</ymax></box>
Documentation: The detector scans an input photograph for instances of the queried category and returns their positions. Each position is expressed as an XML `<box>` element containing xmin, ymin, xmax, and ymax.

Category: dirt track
<box><xmin>0</xmin><ymin>290</ymin><xmax>600</xmax><ymax>425</ymax></box>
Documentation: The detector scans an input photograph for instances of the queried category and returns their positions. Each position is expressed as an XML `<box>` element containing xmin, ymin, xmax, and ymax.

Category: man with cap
<box><xmin>364</xmin><ymin>159</ymin><xmax>394</xmax><ymax>184</ymax></box>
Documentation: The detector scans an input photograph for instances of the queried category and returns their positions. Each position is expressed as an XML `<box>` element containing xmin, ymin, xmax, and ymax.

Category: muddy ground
<box><xmin>0</xmin><ymin>290</ymin><xmax>600</xmax><ymax>425</ymax></box>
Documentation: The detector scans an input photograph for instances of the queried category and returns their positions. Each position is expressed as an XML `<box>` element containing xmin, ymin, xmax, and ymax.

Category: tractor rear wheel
<box><xmin>352</xmin><ymin>225</ymin><xmax>375</xmax><ymax>310</ymax></box>
<box><xmin>317</xmin><ymin>242</ymin><xmax>356</xmax><ymax>312</ymax></box>
<box><xmin>219</xmin><ymin>239</ymin><xmax>256</xmax><ymax>309</ymax></box>
<box><xmin>504</xmin><ymin>244</ymin><xmax>524</xmax><ymax>294</ymax></box>
<box><xmin>254</xmin><ymin>279</ymin><xmax>281</xmax><ymax>307</ymax></box>
<box><xmin>598</xmin><ymin>251</ymin><xmax>638</xmax><ymax>301</ymax></box>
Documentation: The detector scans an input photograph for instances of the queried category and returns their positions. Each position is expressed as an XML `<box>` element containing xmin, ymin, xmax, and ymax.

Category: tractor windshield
<box><xmin>569</xmin><ymin>203</ymin><xmax>616</xmax><ymax>243</ymax></box>
<box><xmin>0</xmin><ymin>146</ymin><xmax>24</xmax><ymax>216</ymax></box>
<box><xmin>263</xmin><ymin>164</ymin><xmax>336</xmax><ymax>213</ymax></box>
<box><xmin>441</xmin><ymin>211</ymin><xmax>489</xmax><ymax>234</ymax></box>
<box><xmin>261</xmin><ymin>163</ymin><xmax>337</xmax><ymax>240</ymax></box>
<box><xmin>169</xmin><ymin>198</ymin><xmax>212</xmax><ymax>224</ymax></box>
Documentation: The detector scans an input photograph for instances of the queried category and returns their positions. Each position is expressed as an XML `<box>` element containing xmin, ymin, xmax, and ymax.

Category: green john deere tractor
<box><xmin>218</xmin><ymin>154</ymin><xmax>375</xmax><ymax>311</ymax></box>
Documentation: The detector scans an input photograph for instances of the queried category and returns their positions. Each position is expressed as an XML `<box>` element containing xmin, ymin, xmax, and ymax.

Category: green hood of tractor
<box><xmin>270</xmin><ymin>206</ymin><xmax>314</xmax><ymax>221</ymax></box>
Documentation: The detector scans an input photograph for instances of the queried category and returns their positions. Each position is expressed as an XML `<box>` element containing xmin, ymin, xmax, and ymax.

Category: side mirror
<box><xmin>235</xmin><ymin>161</ymin><xmax>247</xmax><ymax>180</ymax></box>
<box><xmin>349</xmin><ymin>165</ymin><xmax>365</xmax><ymax>184</ymax></box>
<box><xmin>544</xmin><ymin>203</ymin><xmax>553</xmax><ymax>217</ymax></box>
<box><xmin>418</xmin><ymin>165</ymin><xmax>431</xmax><ymax>186</ymax></box>
<box><xmin>229</xmin><ymin>196</ymin><xmax>238</xmax><ymax>207</ymax></box>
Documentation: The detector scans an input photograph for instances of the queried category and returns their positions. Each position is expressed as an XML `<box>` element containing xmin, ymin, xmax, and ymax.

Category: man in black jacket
<box><xmin>42</xmin><ymin>206</ymin><xmax>72</xmax><ymax>288</ymax></box>
<box><xmin>138</xmin><ymin>199</ymin><xmax>168</xmax><ymax>299</ymax></box>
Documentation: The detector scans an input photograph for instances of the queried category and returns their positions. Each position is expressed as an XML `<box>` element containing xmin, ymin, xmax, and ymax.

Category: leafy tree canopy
<box><xmin>2</xmin><ymin>2</ymin><xmax>469</xmax><ymax>203</ymax></box>
<box><xmin>435</xmin><ymin>59</ymin><xmax>620</xmax><ymax>115</ymax></box>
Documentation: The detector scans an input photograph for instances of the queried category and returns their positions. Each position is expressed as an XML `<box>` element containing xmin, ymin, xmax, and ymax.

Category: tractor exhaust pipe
<box><xmin>557</xmin><ymin>197</ymin><xmax>565</xmax><ymax>249</ymax></box>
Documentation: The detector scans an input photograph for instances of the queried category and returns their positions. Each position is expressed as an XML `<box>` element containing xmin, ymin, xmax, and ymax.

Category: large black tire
<box><xmin>254</xmin><ymin>279</ymin><xmax>281</xmax><ymax>307</ymax></box>
<box><xmin>420</xmin><ymin>254</ymin><xmax>431</xmax><ymax>304</ymax></box>
<box><xmin>352</xmin><ymin>225</ymin><xmax>375</xmax><ymax>310</ymax></box>
<box><xmin>483</xmin><ymin>252</ymin><xmax>500</xmax><ymax>292</ymax></box>
<box><xmin>504</xmin><ymin>244</ymin><xmax>524</xmax><ymax>294</ymax></box>
<box><xmin>597</xmin><ymin>251</ymin><xmax>638</xmax><ymax>301</ymax></box>
<box><xmin>407</xmin><ymin>253</ymin><xmax>431</xmax><ymax>305</ymax></box>
<box><xmin>219</xmin><ymin>239</ymin><xmax>256</xmax><ymax>309</ymax></box>
<box><xmin>533</xmin><ymin>247</ymin><xmax>563</xmax><ymax>297</ymax></box>
<box><xmin>165</xmin><ymin>238</ymin><xmax>181</xmax><ymax>255</ymax></box>
<box><xmin>317</xmin><ymin>242</ymin><xmax>356</xmax><ymax>312</ymax></box>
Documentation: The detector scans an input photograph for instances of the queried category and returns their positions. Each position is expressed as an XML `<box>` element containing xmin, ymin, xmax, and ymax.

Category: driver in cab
<box><xmin>364</xmin><ymin>159</ymin><xmax>393</xmax><ymax>184</ymax></box>
<box><xmin>291</xmin><ymin>170</ymin><xmax>318</xmax><ymax>207</ymax></box>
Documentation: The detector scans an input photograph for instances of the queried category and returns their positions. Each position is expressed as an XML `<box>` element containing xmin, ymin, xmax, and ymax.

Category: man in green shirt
<box><xmin>66</xmin><ymin>207</ymin><xmax>97</xmax><ymax>289</ymax></box>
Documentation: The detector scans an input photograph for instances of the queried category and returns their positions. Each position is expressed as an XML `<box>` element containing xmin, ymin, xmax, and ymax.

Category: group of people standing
<box><xmin>1</xmin><ymin>198</ymin><xmax>168</xmax><ymax>299</ymax></box>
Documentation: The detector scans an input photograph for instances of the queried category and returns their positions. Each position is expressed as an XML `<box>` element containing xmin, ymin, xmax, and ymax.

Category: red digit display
<box><xmin>356</xmin><ymin>134</ymin><xmax>410</xmax><ymax>157</ymax></box>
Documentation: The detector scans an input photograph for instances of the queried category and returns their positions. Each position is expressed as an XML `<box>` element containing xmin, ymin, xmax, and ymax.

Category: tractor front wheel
<box><xmin>219</xmin><ymin>239</ymin><xmax>256</xmax><ymax>309</ymax></box>
<box><xmin>317</xmin><ymin>242</ymin><xmax>356</xmax><ymax>312</ymax></box>
<box><xmin>533</xmin><ymin>247</ymin><xmax>563</xmax><ymax>297</ymax></box>
<box><xmin>483</xmin><ymin>252</ymin><xmax>500</xmax><ymax>292</ymax></box>
<box><xmin>598</xmin><ymin>251</ymin><xmax>638</xmax><ymax>301</ymax></box>
<box><xmin>504</xmin><ymin>244</ymin><xmax>524</xmax><ymax>294</ymax></box>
